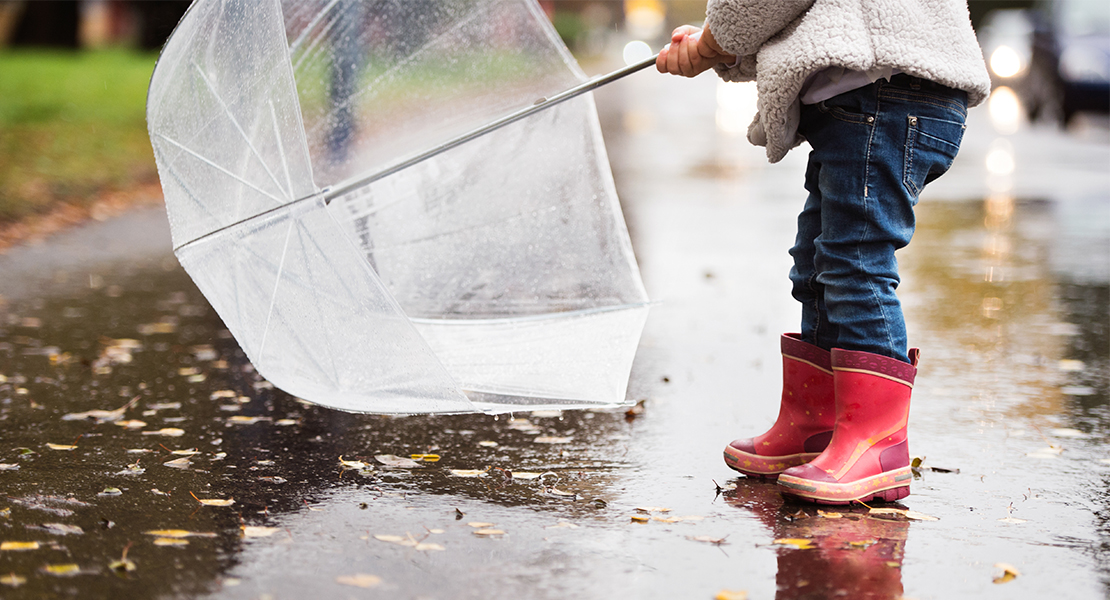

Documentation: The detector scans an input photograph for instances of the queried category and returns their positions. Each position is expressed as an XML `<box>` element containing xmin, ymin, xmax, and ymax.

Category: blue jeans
<box><xmin>790</xmin><ymin>74</ymin><xmax>968</xmax><ymax>363</ymax></box>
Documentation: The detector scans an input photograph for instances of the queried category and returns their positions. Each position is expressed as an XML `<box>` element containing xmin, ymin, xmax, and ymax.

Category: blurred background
<box><xmin>0</xmin><ymin>0</ymin><xmax>1107</xmax><ymax>230</ymax></box>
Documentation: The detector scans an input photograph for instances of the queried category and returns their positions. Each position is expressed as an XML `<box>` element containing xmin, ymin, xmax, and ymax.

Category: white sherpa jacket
<box><xmin>706</xmin><ymin>0</ymin><xmax>991</xmax><ymax>162</ymax></box>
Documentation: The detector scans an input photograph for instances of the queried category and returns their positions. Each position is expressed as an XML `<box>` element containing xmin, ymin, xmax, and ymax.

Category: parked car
<box><xmin>1024</xmin><ymin>0</ymin><xmax>1110</xmax><ymax>125</ymax></box>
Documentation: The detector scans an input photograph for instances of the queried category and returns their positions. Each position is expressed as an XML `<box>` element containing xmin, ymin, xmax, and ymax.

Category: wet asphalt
<box><xmin>0</xmin><ymin>66</ymin><xmax>1108</xmax><ymax>599</ymax></box>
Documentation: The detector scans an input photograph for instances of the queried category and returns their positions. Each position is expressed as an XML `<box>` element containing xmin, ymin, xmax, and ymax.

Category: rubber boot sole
<box><xmin>777</xmin><ymin>467</ymin><xmax>913</xmax><ymax>505</ymax></box>
<box><xmin>723</xmin><ymin>446</ymin><xmax>821</xmax><ymax>479</ymax></box>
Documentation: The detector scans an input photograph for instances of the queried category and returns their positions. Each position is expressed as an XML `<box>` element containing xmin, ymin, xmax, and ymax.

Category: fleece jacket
<box><xmin>705</xmin><ymin>0</ymin><xmax>992</xmax><ymax>163</ymax></box>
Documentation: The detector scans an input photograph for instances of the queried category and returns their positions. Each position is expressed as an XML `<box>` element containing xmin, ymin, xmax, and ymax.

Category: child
<box><xmin>657</xmin><ymin>0</ymin><xmax>990</xmax><ymax>504</ymax></box>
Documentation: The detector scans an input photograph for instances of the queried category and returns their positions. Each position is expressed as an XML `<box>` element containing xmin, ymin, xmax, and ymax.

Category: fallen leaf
<box><xmin>42</xmin><ymin>564</ymin><xmax>82</xmax><ymax>577</ymax></box>
<box><xmin>114</xmin><ymin>420</ymin><xmax>147</xmax><ymax>429</ymax></box>
<box><xmin>227</xmin><ymin>416</ymin><xmax>270</xmax><ymax>425</ymax></box>
<box><xmin>338</xmin><ymin>456</ymin><xmax>369</xmax><ymax>470</ymax></box>
<box><xmin>98</xmin><ymin>487</ymin><xmax>123</xmax><ymax>497</ymax></box>
<box><xmin>466</xmin><ymin>522</ymin><xmax>496</xmax><ymax>528</ymax></box>
<box><xmin>993</xmin><ymin>563</ymin><xmax>1020</xmax><ymax>584</ymax></box>
<box><xmin>773</xmin><ymin>538</ymin><xmax>814</xmax><ymax>550</ymax></box>
<box><xmin>144</xmin><ymin>530</ymin><xmax>216</xmax><ymax>538</ymax></box>
<box><xmin>373</xmin><ymin>534</ymin><xmax>409</xmax><ymax>544</ymax></box>
<box><xmin>414</xmin><ymin>542</ymin><xmax>445</xmax><ymax>551</ymax></box>
<box><xmin>242</xmin><ymin>526</ymin><xmax>280</xmax><ymax>538</ymax></box>
<box><xmin>715</xmin><ymin>590</ymin><xmax>748</xmax><ymax>600</ymax></box>
<box><xmin>109</xmin><ymin>558</ymin><xmax>137</xmax><ymax>573</ymax></box>
<box><xmin>1</xmin><ymin>541</ymin><xmax>40</xmax><ymax>551</ymax></box>
<box><xmin>210</xmin><ymin>390</ymin><xmax>236</xmax><ymax>400</ymax></box>
<box><xmin>46</xmin><ymin>443</ymin><xmax>77</xmax><ymax>451</ymax></box>
<box><xmin>31</xmin><ymin>523</ymin><xmax>83</xmax><ymax>536</ymax></box>
<box><xmin>336</xmin><ymin>574</ymin><xmax>382</xmax><ymax>588</ymax></box>
<box><xmin>1026</xmin><ymin>446</ymin><xmax>1064</xmax><ymax>459</ymax></box>
<box><xmin>511</xmin><ymin>472</ymin><xmax>543</xmax><ymax>480</ymax></box>
<box><xmin>0</xmin><ymin>573</ymin><xmax>27</xmax><ymax>587</ymax></box>
<box><xmin>0</xmin><ymin>463</ymin><xmax>20</xmax><ymax>471</ymax></box>
<box><xmin>1049</xmin><ymin>427</ymin><xmax>1086</xmax><ymax>438</ymax></box>
<box><xmin>869</xmin><ymin>508</ymin><xmax>939</xmax><ymax>521</ymax></box>
<box><xmin>374</xmin><ymin>454</ymin><xmax>421</xmax><ymax>468</ymax></box>
<box><xmin>687</xmin><ymin>535</ymin><xmax>728</xmax><ymax>545</ymax></box>
<box><xmin>410</xmin><ymin>454</ymin><xmax>441</xmax><ymax>462</ymax></box>
<box><xmin>533</xmin><ymin>436</ymin><xmax>572</xmax><ymax>444</ymax></box>
<box><xmin>477</xmin><ymin>441</ymin><xmax>498</xmax><ymax>448</ymax></box>
<box><xmin>274</xmin><ymin>419</ymin><xmax>298</xmax><ymax>426</ymax></box>
<box><xmin>847</xmin><ymin>539</ymin><xmax>878</xmax><ymax>549</ymax></box>
<box><xmin>630</xmin><ymin>514</ymin><xmax>650</xmax><ymax>523</ymax></box>
<box><xmin>142</xmin><ymin>428</ymin><xmax>185</xmax><ymax>437</ymax></box>
<box><xmin>817</xmin><ymin>510</ymin><xmax>844</xmax><ymax>519</ymax></box>
<box><xmin>472</xmin><ymin>528</ymin><xmax>505</xmax><ymax>536</ymax></box>
<box><xmin>449</xmin><ymin>469</ymin><xmax>488</xmax><ymax>477</ymax></box>
<box><xmin>153</xmin><ymin>538</ymin><xmax>189</xmax><ymax>547</ymax></box>
<box><xmin>998</xmin><ymin>517</ymin><xmax>1028</xmax><ymax>524</ymax></box>
<box><xmin>170</xmin><ymin>448</ymin><xmax>200</xmax><ymax>456</ymax></box>
<box><xmin>61</xmin><ymin>396</ymin><xmax>139</xmax><ymax>423</ymax></box>
<box><xmin>545</xmin><ymin>521</ymin><xmax>580</xmax><ymax>529</ymax></box>
<box><xmin>196</xmin><ymin>498</ymin><xmax>234</xmax><ymax>507</ymax></box>
<box><xmin>634</xmin><ymin>506</ymin><xmax>672</xmax><ymax>513</ymax></box>
<box><xmin>163</xmin><ymin>457</ymin><xmax>192</xmax><ymax>469</ymax></box>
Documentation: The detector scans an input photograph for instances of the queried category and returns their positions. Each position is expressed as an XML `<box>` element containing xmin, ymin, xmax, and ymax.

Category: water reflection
<box><xmin>725</xmin><ymin>480</ymin><xmax>908</xmax><ymax>600</ymax></box>
<box><xmin>0</xmin><ymin>262</ymin><xmax>634</xmax><ymax>597</ymax></box>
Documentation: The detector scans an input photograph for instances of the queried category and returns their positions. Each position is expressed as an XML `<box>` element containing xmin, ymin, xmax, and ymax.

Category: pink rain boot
<box><xmin>777</xmin><ymin>348</ymin><xmax>919</xmax><ymax>504</ymax></box>
<box><xmin>723</xmin><ymin>334</ymin><xmax>835</xmax><ymax>478</ymax></box>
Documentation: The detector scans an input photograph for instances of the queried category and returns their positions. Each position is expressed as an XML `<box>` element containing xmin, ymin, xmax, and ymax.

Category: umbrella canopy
<box><xmin>146</xmin><ymin>0</ymin><xmax>650</xmax><ymax>414</ymax></box>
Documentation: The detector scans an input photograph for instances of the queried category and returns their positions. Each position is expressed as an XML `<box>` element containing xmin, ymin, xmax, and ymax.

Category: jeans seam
<box><xmin>861</xmin><ymin>93</ymin><xmax>896</xmax><ymax>354</ymax></box>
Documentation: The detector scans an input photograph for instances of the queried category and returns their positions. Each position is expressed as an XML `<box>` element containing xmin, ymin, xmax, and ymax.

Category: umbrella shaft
<box><xmin>323</xmin><ymin>53</ymin><xmax>660</xmax><ymax>203</ymax></box>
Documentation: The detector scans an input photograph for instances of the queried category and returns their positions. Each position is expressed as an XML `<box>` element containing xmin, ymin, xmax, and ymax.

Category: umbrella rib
<box><xmin>157</xmin><ymin>133</ymin><xmax>286</xmax><ymax>205</ymax></box>
<box><xmin>192</xmin><ymin>62</ymin><xmax>291</xmax><ymax>200</ymax></box>
<box><xmin>257</xmin><ymin>216</ymin><xmax>295</xmax><ymax>360</ymax></box>
<box><xmin>151</xmin><ymin>138</ymin><xmax>222</xmax><ymax>224</ymax></box>
<box><xmin>268</xmin><ymin>100</ymin><xmax>298</xmax><ymax>200</ymax></box>
<box><xmin>292</xmin><ymin>221</ymin><xmax>343</xmax><ymax>385</ymax></box>
<box><xmin>288</xmin><ymin>0</ymin><xmax>340</xmax><ymax>59</ymax></box>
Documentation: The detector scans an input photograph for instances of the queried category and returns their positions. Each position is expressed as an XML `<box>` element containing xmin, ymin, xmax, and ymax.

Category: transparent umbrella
<box><xmin>146</xmin><ymin>0</ymin><xmax>655</xmax><ymax>414</ymax></box>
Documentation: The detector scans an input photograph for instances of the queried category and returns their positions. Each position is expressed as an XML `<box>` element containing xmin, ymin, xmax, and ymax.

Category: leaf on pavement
<box><xmin>336</xmin><ymin>574</ymin><xmax>382</xmax><ymax>588</ymax></box>
<box><xmin>993</xmin><ymin>563</ymin><xmax>1020</xmax><ymax>584</ymax></box>
<box><xmin>773</xmin><ymin>538</ymin><xmax>814</xmax><ymax>550</ymax></box>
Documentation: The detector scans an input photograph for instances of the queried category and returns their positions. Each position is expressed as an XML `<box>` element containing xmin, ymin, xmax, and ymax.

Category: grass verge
<box><xmin>0</xmin><ymin>48</ymin><xmax>158</xmax><ymax>224</ymax></box>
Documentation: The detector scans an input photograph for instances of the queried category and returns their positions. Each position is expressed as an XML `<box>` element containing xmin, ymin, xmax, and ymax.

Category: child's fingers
<box><xmin>656</xmin><ymin>45</ymin><xmax>669</xmax><ymax>73</ymax></box>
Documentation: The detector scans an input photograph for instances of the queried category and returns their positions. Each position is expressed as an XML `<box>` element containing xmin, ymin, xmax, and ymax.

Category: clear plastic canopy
<box><xmin>146</xmin><ymin>0</ymin><xmax>649</xmax><ymax>414</ymax></box>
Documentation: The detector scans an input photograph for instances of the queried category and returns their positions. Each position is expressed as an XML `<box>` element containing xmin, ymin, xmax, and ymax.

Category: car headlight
<box><xmin>1059</xmin><ymin>44</ymin><xmax>1110</xmax><ymax>82</ymax></box>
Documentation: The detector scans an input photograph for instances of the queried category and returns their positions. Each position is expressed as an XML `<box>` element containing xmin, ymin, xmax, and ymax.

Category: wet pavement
<box><xmin>1</xmin><ymin>66</ymin><xmax>1108</xmax><ymax>599</ymax></box>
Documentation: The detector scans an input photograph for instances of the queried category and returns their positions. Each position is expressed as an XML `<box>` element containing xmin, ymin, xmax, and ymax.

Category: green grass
<box><xmin>0</xmin><ymin>49</ymin><xmax>158</xmax><ymax>222</ymax></box>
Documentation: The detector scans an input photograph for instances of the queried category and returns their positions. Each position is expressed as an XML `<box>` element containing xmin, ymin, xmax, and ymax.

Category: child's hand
<box><xmin>656</xmin><ymin>25</ymin><xmax>735</xmax><ymax>78</ymax></box>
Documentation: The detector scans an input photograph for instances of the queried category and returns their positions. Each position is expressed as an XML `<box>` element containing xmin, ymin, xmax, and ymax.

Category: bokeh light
<box><xmin>623</xmin><ymin>40</ymin><xmax>653</xmax><ymax>66</ymax></box>
<box><xmin>988</xmin><ymin>86</ymin><xmax>1023</xmax><ymax>135</ymax></box>
<box><xmin>989</xmin><ymin>45</ymin><xmax>1024</xmax><ymax>78</ymax></box>
<box><xmin>715</xmin><ymin>81</ymin><xmax>758</xmax><ymax>135</ymax></box>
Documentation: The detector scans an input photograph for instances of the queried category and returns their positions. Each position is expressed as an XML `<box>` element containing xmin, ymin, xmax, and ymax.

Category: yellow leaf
<box><xmin>630</xmin><ymin>514</ymin><xmax>650</xmax><ymax>523</ymax></box>
<box><xmin>338</xmin><ymin>456</ymin><xmax>369</xmax><ymax>469</ymax></box>
<box><xmin>42</xmin><ymin>564</ymin><xmax>81</xmax><ymax>576</ymax></box>
<box><xmin>109</xmin><ymin>558</ymin><xmax>137</xmax><ymax>573</ymax></box>
<box><xmin>817</xmin><ymin>510</ymin><xmax>843</xmax><ymax>519</ymax></box>
<box><xmin>634</xmin><ymin>506</ymin><xmax>671</xmax><ymax>513</ymax></box>
<box><xmin>414</xmin><ymin>542</ymin><xmax>446</xmax><ymax>551</ymax></box>
<box><xmin>115</xmin><ymin>420</ymin><xmax>147</xmax><ymax>429</ymax></box>
<box><xmin>142</xmin><ymin>428</ymin><xmax>185</xmax><ymax>437</ymax></box>
<box><xmin>715</xmin><ymin>590</ymin><xmax>748</xmax><ymax>600</ymax></box>
<box><xmin>1</xmin><ymin>541</ymin><xmax>40</xmax><ymax>551</ymax></box>
<box><xmin>533</xmin><ymin>436</ymin><xmax>572</xmax><ymax>444</ymax></box>
<box><xmin>773</xmin><ymin>538</ymin><xmax>814</xmax><ymax>550</ymax></box>
<box><xmin>372</xmin><ymin>532</ymin><xmax>408</xmax><ymax>543</ymax></box>
<box><xmin>0</xmin><ymin>573</ymin><xmax>27</xmax><ymax>587</ymax></box>
<box><xmin>848</xmin><ymin>539</ymin><xmax>878</xmax><ymax>548</ymax></box>
<box><xmin>410</xmin><ymin>454</ymin><xmax>441</xmax><ymax>462</ymax></box>
<box><xmin>472</xmin><ymin>528</ymin><xmax>505</xmax><ymax>536</ymax></box>
<box><xmin>197</xmin><ymin>498</ymin><xmax>235</xmax><ymax>507</ymax></box>
<box><xmin>144</xmin><ymin>530</ymin><xmax>216</xmax><ymax>538</ymax></box>
<box><xmin>46</xmin><ymin>443</ymin><xmax>77</xmax><ymax>451</ymax></box>
<box><xmin>336</xmin><ymin>574</ymin><xmax>382</xmax><ymax>588</ymax></box>
<box><xmin>993</xmin><ymin>563</ymin><xmax>1020</xmax><ymax>584</ymax></box>
<box><xmin>153</xmin><ymin>538</ymin><xmax>189</xmax><ymax>547</ymax></box>
<box><xmin>242</xmin><ymin>526</ymin><xmax>280</xmax><ymax>538</ymax></box>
